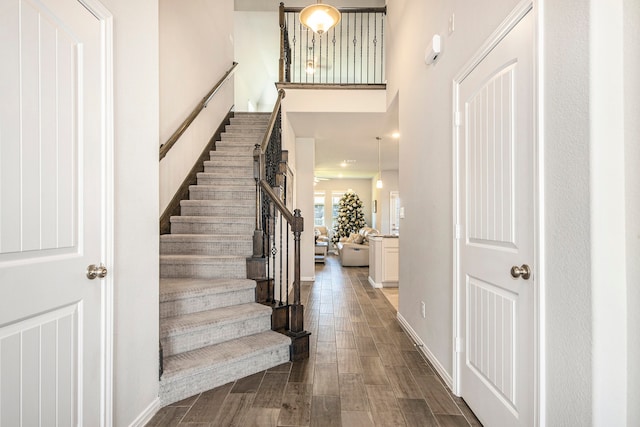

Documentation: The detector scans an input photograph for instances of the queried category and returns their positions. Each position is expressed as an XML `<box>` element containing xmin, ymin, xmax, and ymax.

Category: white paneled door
<box><xmin>456</xmin><ymin>7</ymin><xmax>534</xmax><ymax>427</ymax></box>
<box><xmin>0</xmin><ymin>0</ymin><xmax>109</xmax><ymax>425</ymax></box>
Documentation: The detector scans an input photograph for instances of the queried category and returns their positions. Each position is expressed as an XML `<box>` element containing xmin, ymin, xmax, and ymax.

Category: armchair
<box><xmin>336</xmin><ymin>227</ymin><xmax>379</xmax><ymax>267</ymax></box>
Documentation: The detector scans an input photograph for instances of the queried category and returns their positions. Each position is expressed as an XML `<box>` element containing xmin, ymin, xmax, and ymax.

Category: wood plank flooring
<box><xmin>147</xmin><ymin>255</ymin><xmax>482</xmax><ymax>427</ymax></box>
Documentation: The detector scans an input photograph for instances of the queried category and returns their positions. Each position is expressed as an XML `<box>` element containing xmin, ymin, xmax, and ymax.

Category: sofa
<box><xmin>336</xmin><ymin>227</ymin><xmax>379</xmax><ymax>266</ymax></box>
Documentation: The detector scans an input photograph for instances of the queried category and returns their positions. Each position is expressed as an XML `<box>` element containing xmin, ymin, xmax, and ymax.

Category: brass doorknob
<box><xmin>86</xmin><ymin>264</ymin><xmax>108</xmax><ymax>280</ymax></box>
<box><xmin>510</xmin><ymin>264</ymin><xmax>531</xmax><ymax>280</ymax></box>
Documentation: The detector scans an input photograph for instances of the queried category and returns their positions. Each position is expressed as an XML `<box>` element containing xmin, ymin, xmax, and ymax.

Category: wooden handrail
<box><xmin>260</xmin><ymin>89</ymin><xmax>286</xmax><ymax>155</ymax></box>
<box><xmin>159</xmin><ymin>62</ymin><xmax>238</xmax><ymax>161</ymax></box>
<box><xmin>282</xmin><ymin>5</ymin><xmax>386</xmax><ymax>14</ymax></box>
<box><xmin>259</xmin><ymin>180</ymin><xmax>298</xmax><ymax>229</ymax></box>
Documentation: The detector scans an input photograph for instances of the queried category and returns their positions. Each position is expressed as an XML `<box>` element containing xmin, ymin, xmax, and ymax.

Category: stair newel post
<box><xmin>291</xmin><ymin>209</ymin><xmax>303</xmax><ymax>315</ymax></box>
<box><xmin>253</xmin><ymin>144</ymin><xmax>264</xmax><ymax>258</ymax></box>
<box><xmin>289</xmin><ymin>208</ymin><xmax>310</xmax><ymax>360</ymax></box>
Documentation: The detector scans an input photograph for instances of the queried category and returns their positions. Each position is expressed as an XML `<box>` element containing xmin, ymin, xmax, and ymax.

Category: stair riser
<box><xmin>170</xmin><ymin>222</ymin><xmax>254</xmax><ymax>235</ymax></box>
<box><xmin>161</xmin><ymin>315</ymin><xmax>271</xmax><ymax>357</ymax></box>
<box><xmin>160</xmin><ymin>262</ymin><xmax>247</xmax><ymax>279</ymax></box>
<box><xmin>213</xmin><ymin>145</ymin><xmax>255</xmax><ymax>154</ymax></box>
<box><xmin>196</xmin><ymin>177</ymin><xmax>254</xmax><ymax>186</ymax></box>
<box><xmin>159</xmin><ymin>343</ymin><xmax>289</xmax><ymax>406</ymax></box>
<box><xmin>228</xmin><ymin>120</ymin><xmax>269</xmax><ymax>126</ymax></box>
<box><xmin>189</xmin><ymin>189</ymin><xmax>254</xmax><ymax>201</ymax></box>
<box><xmin>180</xmin><ymin>204</ymin><xmax>256</xmax><ymax>216</ymax></box>
<box><xmin>160</xmin><ymin>241</ymin><xmax>253</xmax><ymax>256</ymax></box>
<box><xmin>202</xmin><ymin>166</ymin><xmax>253</xmax><ymax>175</ymax></box>
<box><xmin>224</xmin><ymin>128</ymin><xmax>266</xmax><ymax>134</ymax></box>
<box><xmin>207</xmin><ymin>156</ymin><xmax>253</xmax><ymax>164</ymax></box>
<box><xmin>219</xmin><ymin>135</ymin><xmax>262</xmax><ymax>143</ymax></box>
<box><xmin>204</xmin><ymin>159</ymin><xmax>253</xmax><ymax>167</ymax></box>
<box><xmin>160</xmin><ymin>288</ymin><xmax>256</xmax><ymax>318</ymax></box>
<box><xmin>180</xmin><ymin>206</ymin><xmax>255</xmax><ymax>217</ymax></box>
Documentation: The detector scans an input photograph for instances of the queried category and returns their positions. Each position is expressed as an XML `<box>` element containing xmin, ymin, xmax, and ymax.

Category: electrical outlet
<box><xmin>421</xmin><ymin>301</ymin><xmax>426</xmax><ymax>318</ymax></box>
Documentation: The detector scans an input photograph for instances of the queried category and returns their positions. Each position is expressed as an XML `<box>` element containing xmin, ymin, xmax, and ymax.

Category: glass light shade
<box><xmin>299</xmin><ymin>3</ymin><xmax>341</xmax><ymax>34</ymax></box>
<box><xmin>305</xmin><ymin>60</ymin><xmax>315</xmax><ymax>74</ymax></box>
<box><xmin>376</xmin><ymin>179</ymin><xmax>383</xmax><ymax>189</ymax></box>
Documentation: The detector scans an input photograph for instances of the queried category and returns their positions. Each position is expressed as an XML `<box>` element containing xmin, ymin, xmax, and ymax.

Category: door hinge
<box><xmin>454</xmin><ymin>111</ymin><xmax>461</xmax><ymax>127</ymax></box>
<box><xmin>455</xmin><ymin>336</ymin><xmax>464</xmax><ymax>353</ymax></box>
<box><xmin>454</xmin><ymin>224</ymin><xmax>461</xmax><ymax>240</ymax></box>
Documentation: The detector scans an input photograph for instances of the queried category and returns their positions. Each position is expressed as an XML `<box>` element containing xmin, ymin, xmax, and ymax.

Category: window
<box><xmin>331</xmin><ymin>191</ymin><xmax>344</xmax><ymax>227</ymax></box>
<box><xmin>314</xmin><ymin>191</ymin><xmax>325</xmax><ymax>226</ymax></box>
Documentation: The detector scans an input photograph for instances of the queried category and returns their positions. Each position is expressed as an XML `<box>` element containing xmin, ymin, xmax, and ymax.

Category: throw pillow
<box><xmin>354</xmin><ymin>234</ymin><xmax>365</xmax><ymax>244</ymax></box>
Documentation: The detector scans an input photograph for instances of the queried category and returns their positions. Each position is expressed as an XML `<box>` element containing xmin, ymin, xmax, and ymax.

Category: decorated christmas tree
<box><xmin>331</xmin><ymin>191</ymin><xmax>367</xmax><ymax>244</ymax></box>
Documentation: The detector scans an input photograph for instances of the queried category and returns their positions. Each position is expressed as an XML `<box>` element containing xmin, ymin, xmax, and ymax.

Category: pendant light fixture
<box><xmin>299</xmin><ymin>1</ymin><xmax>341</xmax><ymax>35</ymax></box>
<box><xmin>376</xmin><ymin>137</ymin><xmax>383</xmax><ymax>189</ymax></box>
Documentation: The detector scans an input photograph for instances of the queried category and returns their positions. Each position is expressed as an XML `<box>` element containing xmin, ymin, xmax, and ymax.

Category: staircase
<box><xmin>158</xmin><ymin>112</ymin><xmax>291</xmax><ymax>406</ymax></box>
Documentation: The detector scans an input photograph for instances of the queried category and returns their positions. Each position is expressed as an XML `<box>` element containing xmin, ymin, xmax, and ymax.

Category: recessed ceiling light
<box><xmin>392</xmin><ymin>132</ymin><xmax>400</xmax><ymax>139</ymax></box>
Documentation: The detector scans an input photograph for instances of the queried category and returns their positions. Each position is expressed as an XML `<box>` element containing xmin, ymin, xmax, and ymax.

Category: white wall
<box><xmin>387</xmin><ymin>0</ymin><xmax>638</xmax><ymax>425</ymax></box>
<box><xmin>625</xmin><ymin>0</ymin><xmax>640</xmax><ymax>424</ymax></box>
<box><xmin>372</xmin><ymin>170</ymin><xmax>399</xmax><ymax>234</ymax></box>
<box><xmin>158</xmin><ymin>0</ymin><xmax>235</xmax><ymax>214</ymax></box>
<box><xmin>295</xmin><ymin>139</ymin><xmax>316</xmax><ymax>281</ymax></box>
<box><xmin>386</xmin><ymin>0</ymin><xmax>521</xmax><ymax>381</ymax></box>
<box><xmin>234</xmin><ymin>12</ymin><xmax>279</xmax><ymax>112</ymax></box>
<box><xmin>97</xmin><ymin>0</ymin><xmax>159</xmax><ymax>425</ymax></box>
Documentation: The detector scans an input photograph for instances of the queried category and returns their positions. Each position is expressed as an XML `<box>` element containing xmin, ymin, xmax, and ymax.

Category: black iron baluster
<box><xmin>286</xmin><ymin>222</ymin><xmax>290</xmax><ymax>306</ymax></box>
<box><xmin>359</xmin><ymin>12</ymin><xmax>363</xmax><ymax>83</ymax></box>
<box><xmin>373</xmin><ymin>15</ymin><xmax>377</xmax><ymax>83</ymax></box>
<box><xmin>366</xmin><ymin>13</ymin><xmax>370</xmax><ymax>83</ymax></box>
<box><xmin>311</xmin><ymin>35</ymin><xmax>316</xmax><ymax>84</ymax></box>
<box><xmin>380</xmin><ymin>13</ymin><xmax>384</xmax><ymax>83</ymax></box>
<box><xmin>332</xmin><ymin>28</ymin><xmax>337</xmax><ymax>84</ymax></box>
<box><xmin>318</xmin><ymin>34</ymin><xmax>322</xmax><ymax>83</ymax></box>
<box><xmin>346</xmin><ymin>13</ymin><xmax>349</xmax><ymax>83</ymax></box>
<box><xmin>279</xmin><ymin>210</ymin><xmax>283</xmax><ymax>305</ymax></box>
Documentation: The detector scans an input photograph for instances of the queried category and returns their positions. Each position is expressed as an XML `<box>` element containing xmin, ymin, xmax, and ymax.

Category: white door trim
<box><xmin>77</xmin><ymin>0</ymin><xmax>114</xmax><ymax>425</ymax></box>
<box><xmin>451</xmin><ymin>1</ymin><xmax>541</xmax><ymax>426</ymax></box>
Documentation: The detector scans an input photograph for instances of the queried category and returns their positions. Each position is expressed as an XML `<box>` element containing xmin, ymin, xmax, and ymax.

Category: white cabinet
<box><xmin>368</xmin><ymin>235</ymin><xmax>399</xmax><ymax>288</ymax></box>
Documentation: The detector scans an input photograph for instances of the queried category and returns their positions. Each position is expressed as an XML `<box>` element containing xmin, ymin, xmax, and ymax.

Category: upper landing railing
<box><xmin>279</xmin><ymin>3</ymin><xmax>386</xmax><ymax>86</ymax></box>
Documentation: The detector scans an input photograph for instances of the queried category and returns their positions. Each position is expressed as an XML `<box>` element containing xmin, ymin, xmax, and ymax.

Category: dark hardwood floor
<box><xmin>147</xmin><ymin>255</ymin><xmax>482</xmax><ymax>427</ymax></box>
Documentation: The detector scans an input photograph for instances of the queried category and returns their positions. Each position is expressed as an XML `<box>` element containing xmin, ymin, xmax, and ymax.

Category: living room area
<box><xmin>312</xmin><ymin>163</ymin><xmax>401</xmax><ymax>305</ymax></box>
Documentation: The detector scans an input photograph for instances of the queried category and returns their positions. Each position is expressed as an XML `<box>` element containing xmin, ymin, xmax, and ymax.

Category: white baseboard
<box><xmin>397</xmin><ymin>313</ymin><xmax>453</xmax><ymax>390</ymax></box>
<box><xmin>367</xmin><ymin>276</ymin><xmax>382</xmax><ymax>288</ymax></box>
<box><xmin>128</xmin><ymin>397</ymin><xmax>160</xmax><ymax>427</ymax></box>
<box><xmin>301</xmin><ymin>276</ymin><xmax>315</xmax><ymax>281</ymax></box>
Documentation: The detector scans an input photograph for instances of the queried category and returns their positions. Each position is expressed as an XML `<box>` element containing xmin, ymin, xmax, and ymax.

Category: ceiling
<box><xmin>286</xmin><ymin>98</ymin><xmax>399</xmax><ymax>179</ymax></box>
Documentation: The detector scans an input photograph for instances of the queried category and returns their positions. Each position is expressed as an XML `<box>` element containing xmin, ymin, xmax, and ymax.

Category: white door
<box><xmin>456</xmin><ymin>8</ymin><xmax>534</xmax><ymax>427</ymax></box>
<box><xmin>0</xmin><ymin>0</ymin><xmax>109</xmax><ymax>425</ymax></box>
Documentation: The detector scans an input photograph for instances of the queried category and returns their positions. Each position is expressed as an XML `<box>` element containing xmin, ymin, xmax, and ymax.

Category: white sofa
<box><xmin>336</xmin><ymin>227</ymin><xmax>379</xmax><ymax>267</ymax></box>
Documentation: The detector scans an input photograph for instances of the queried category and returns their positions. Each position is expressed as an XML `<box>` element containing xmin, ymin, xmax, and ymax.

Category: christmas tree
<box><xmin>331</xmin><ymin>191</ymin><xmax>367</xmax><ymax>244</ymax></box>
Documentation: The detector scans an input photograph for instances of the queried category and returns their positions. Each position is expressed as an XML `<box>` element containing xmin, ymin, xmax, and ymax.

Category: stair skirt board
<box><xmin>159</xmin><ymin>278</ymin><xmax>257</xmax><ymax>318</ymax></box>
<box><xmin>159</xmin><ymin>331</ymin><xmax>291</xmax><ymax>407</ymax></box>
<box><xmin>160</xmin><ymin>303</ymin><xmax>272</xmax><ymax>356</ymax></box>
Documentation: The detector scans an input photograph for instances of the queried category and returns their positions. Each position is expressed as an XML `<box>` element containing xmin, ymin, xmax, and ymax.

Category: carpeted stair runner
<box><xmin>159</xmin><ymin>113</ymin><xmax>290</xmax><ymax>406</ymax></box>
